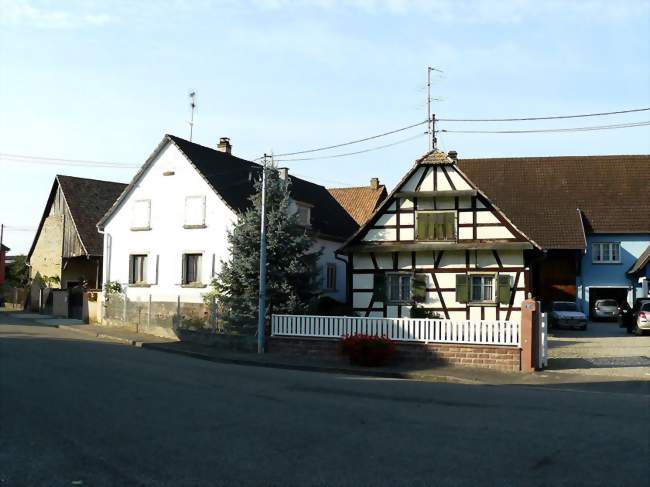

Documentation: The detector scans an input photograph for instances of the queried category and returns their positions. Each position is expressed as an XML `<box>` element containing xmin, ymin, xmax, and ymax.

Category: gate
<box><xmin>69</xmin><ymin>286</ymin><xmax>84</xmax><ymax>320</ymax></box>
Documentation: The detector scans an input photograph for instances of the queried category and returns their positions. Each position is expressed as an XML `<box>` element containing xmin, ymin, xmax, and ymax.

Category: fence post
<box><xmin>176</xmin><ymin>295</ymin><xmax>181</xmax><ymax>328</ymax></box>
<box><xmin>122</xmin><ymin>292</ymin><xmax>127</xmax><ymax>323</ymax></box>
<box><xmin>520</xmin><ymin>299</ymin><xmax>537</xmax><ymax>372</ymax></box>
<box><xmin>148</xmin><ymin>294</ymin><xmax>152</xmax><ymax>330</ymax></box>
<box><xmin>209</xmin><ymin>296</ymin><xmax>216</xmax><ymax>333</ymax></box>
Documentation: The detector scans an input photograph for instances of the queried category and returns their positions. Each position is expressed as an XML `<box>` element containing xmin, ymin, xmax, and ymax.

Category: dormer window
<box><xmin>296</xmin><ymin>203</ymin><xmax>311</xmax><ymax>227</ymax></box>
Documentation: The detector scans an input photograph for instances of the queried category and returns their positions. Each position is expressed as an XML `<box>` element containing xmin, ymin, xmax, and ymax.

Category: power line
<box><xmin>438</xmin><ymin>107</ymin><xmax>650</xmax><ymax>122</ymax></box>
<box><xmin>276</xmin><ymin>132</ymin><xmax>427</xmax><ymax>162</ymax></box>
<box><xmin>439</xmin><ymin>120</ymin><xmax>650</xmax><ymax>134</ymax></box>
<box><xmin>0</xmin><ymin>153</ymin><xmax>139</xmax><ymax>169</ymax></box>
<box><xmin>274</xmin><ymin>120</ymin><xmax>428</xmax><ymax>157</ymax></box>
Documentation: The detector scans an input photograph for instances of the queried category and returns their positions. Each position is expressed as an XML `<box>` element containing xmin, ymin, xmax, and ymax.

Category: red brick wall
<box><xmin>270</xmin><ymin>337</ymin><xmax>521</xmax><ymax>372</ymax></box>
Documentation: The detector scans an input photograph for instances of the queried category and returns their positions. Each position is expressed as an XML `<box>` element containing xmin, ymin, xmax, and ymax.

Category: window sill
<box><xmin>591</xmin><ymin>261</ymin><xmax>622</xmax><ymax>265</ymax></box>
<box><xmin>183</xmin><ymin>224</ymin><xmax>207</xmax><ymax>229</ymax></box>
<box><xmin>130</xmin><ymin>227</ymin><xmax>151</xmax><ymax>232</ymax></box>
<box><xmin>181</xmin><ymin>283</ymin><xmax>207</xmax><ymax>288</ymax></box>
<box><xmin>129</xmin><ymin>283</ymin><xmax>151</xmax><ymax>288</ymax></box>
<box><xmin>468</xmin><ymin>301</ymin><xmax>498</xmax><ymax>307</ymax></box>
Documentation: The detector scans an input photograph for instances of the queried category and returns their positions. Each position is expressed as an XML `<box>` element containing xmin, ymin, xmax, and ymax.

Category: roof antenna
<box><xmin>427</xmin><ymin>67</ymin><xmax>443</xmax><ymax>150</ymax></box>
<box><xmin>188</xmin><ymin>91</ymin><xmax>197</xmax><ymax>141</ymax></box>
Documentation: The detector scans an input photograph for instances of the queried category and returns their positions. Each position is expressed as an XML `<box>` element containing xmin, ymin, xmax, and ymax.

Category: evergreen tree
<box><xmin>213</xmin><ymin>167</ymin><xmax>320</xmax><ymax>332</ymax></box>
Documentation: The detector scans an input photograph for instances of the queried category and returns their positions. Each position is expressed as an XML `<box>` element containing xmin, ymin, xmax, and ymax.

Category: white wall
<box><xmin>103</xmin><ymin>141</ymin><xmax>348</xmax><ymax>305</ymax></box>
<box><xmin>103</xmin><ymin>142</ymin><xmax>235</xmax><ymax>304</ymax></box>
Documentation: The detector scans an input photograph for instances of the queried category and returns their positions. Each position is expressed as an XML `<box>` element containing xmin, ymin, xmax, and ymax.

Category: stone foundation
<box><xmin>270</xmin><ymin>336</ymin><xmax>522</xmax><ymax>372</ymax></box>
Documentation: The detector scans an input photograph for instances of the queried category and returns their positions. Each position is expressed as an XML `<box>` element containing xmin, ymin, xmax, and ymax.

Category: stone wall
<box><xmin>30</xmin><ymin>215</ymin><xmax>63</xmax><ymax>282</ymax></box>
<box><xmin>270</xmin><ymin>337</ymin><xmax>521</xmax><ymax>372</ymax></box>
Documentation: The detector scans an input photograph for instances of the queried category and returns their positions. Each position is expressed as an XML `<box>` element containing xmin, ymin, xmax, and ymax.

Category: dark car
<box><xmin>621</xmin><ymin>298</ymin><xmax>650</xmax><ymax>334</ymax></box>
<box><xmin>549</xmin><ymin>301</ymin><xmax>588</xmax><ymax>330</ymax></box>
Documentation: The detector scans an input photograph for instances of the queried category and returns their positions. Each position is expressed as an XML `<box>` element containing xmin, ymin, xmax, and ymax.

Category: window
<box><xmin>129</xmin><ymin>255</ymin><xmax>147</xmax><ymax>284</ymax></box>
<box><xmin>592</xmin><ymin>242</ymin><xmax>621</xmax><ymax>264</ymax></box>
<box><xmin>182</xmin><ymin>253</ymin><xmax>202</xmax><ymax>285</ymax></box>
<box><xmin>416</xmin><ymin>211</ymin><xmax>455</xmax><ymax>241</ymax></box>
<box><xmin>296</xmin><ymin>203</ymin><xmax>311</xmax><ymax>227</ymax></box>
<box><xmin>325</xmin><ymin>263</ymin><xmax>337</xmax><ymax>291</ymax></box>
<box><xmin>470</xmin><ymin>275</ymin><xmax>494</xmax><ymax>302</ymax></box>
<box><xmin>387</xmin><ymin>273</ymin><xmax>411</xmax><ymax>303</ymax></box>
<box><xmin>184</xmin><ymin>196</ymin><xmax>206</xmax><ymax>228</ymax></box>
<box><xmin>131</xmin><ymin>199</ymin><xmax>151</xmax><ymax>230</ymax></box>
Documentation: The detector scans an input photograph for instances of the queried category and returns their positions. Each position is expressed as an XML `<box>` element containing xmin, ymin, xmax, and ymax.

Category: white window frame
<box><xmin>184</xmin><ymin>195</ymin><xmax>206</xmax><ymax>228</ymax></box>
<box><xmin>415</xmin><ymin>210</ymin><xmax>456</xmax><ymax>242</ymax></box>
<box><xmin>295</xmin><ymin>202</ymin><xmax>312</xmax><ymax>227</ymax></box>
<box><xmin>182</xmin><ymin>253</ymin><xmax>203</xmax><ymax>285</ymax></box>
<box><xmin>324</xmin><ymin>263</ymin><xmax>337</xmax><ymax>291</ymax></box>
<box><xmin>387</xmin><ymin>273</ymin><xmax>412</xmax><ymax>304</ymax></box>
<box><xmin>131</xmin><ymin>199</ymin><xmax>151</xmax><ymax>231</ymax></box>
<box><xmin>592</xmin><ymin>242</ymin><xmax>621</xmax><ymax>264</ymax></box>
<box><xmin>129</xmin><ymin>254</ymin><xmax>148</xmax><ymax>285</ymax></box>
<box><xmin>469</xmin><ymin>274</ymin><xmax>495</xmax><ymax>303</ymax></box>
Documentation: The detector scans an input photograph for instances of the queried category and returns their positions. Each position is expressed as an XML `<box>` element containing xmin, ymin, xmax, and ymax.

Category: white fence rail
<box><xmin>272</xmin><ymin>315</ymin><xmax>520</xmax><ymax>346</ymax></box>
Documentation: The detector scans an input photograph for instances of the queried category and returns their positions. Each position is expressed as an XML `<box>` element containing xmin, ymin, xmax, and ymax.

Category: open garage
<box><xmin>587</xmin><ymin>286</ymin><xmax>629</xmax><ymax>320</ymax></box>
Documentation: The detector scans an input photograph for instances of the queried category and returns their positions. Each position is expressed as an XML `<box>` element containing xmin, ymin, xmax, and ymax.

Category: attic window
<box><xmin>296</xmin><ymin>203</ymin><xmax>311</xmax><ymax>227</ymax></box>
<box><xmin>184</xmin><ymin>196</ymin><xmax>206</xmax><ymax>228</ymax></box>
<box><xmin>131</xmin><ymin>200</ymin><xmax>151</xmax><ymax>231</ymax></box>
<box><xmin>416</xmin><ymin>211</ymin><xmax>455</xmax><ymax>241</ymax></box>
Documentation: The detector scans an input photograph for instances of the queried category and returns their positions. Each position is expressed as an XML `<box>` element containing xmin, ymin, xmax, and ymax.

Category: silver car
<box><xmin>593</xmin><ymin>299</ymin><xmax>620</xmax><ymax>321</ymax></box>
<box><xmin>549</xmin><ymin>301</ymin><xmax>588</xmax><ymax>330</ymax></box>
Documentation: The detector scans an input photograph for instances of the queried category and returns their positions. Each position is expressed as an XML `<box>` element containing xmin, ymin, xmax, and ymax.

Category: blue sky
<box><xmin>1</xmin><ymin>0</ymin><xmax>649</xmax><ymax>254</ymax></box>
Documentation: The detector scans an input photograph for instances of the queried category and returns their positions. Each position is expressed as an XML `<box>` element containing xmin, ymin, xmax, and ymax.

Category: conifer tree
<box><xmin>213</xmin><ymin>167</ymin><xmax>320</xmax><ymax>332</ymax></box>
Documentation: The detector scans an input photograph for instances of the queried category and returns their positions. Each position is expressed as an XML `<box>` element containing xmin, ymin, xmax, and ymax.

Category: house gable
<box><xmin>341</xmin><ymin>150</ymin><xmax>536</xmax><ymax>252</ymax></box>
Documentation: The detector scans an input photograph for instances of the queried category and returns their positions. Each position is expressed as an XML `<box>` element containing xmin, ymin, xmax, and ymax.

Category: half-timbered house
<box><xmin>338</xmin><ymin>149</ymin><xmax>539</xmax><ymax>322</ymax></box>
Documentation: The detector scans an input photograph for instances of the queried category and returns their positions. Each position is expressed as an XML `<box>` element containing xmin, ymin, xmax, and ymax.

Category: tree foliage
<box><xmin>5</xmin><ymin>255</ymin><xmax>29</xmax><ymax>287</ymax></box>
<box><xmin>213</xmin><ymin>168</ymin><xmax>320</xmax><ymax>331</ymax></box>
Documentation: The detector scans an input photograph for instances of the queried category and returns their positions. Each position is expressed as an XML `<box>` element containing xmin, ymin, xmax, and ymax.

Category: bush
<box><xmin>339</xmin><ymin>334</ymin><xmax>396</xmax><ymax>367</ymax></box>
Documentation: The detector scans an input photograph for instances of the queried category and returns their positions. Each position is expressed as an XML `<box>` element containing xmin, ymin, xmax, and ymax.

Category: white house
<box><xmin>338</xmin><ymin>149</ymin><xmax>539</xmax><ymax>323</ymax></box>
<box><xmin>97</xmin><ymin>134</ymin><xmax>368</xmax><ymax>330</ymax></box>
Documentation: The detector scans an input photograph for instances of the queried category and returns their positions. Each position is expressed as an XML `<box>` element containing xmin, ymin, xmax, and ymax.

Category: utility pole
<box><xmin>188</xmin><ymin>91</ymin><xmax>197</xmax><ymax>141</ymax></box>
<box><xmin>257</xmin><ymin>154</ymin><xmax>269</xmax><ymax>354</ymax></box>
<box><xmin>0</xmin><ymin>223</ymin><xmax>4</xmax><ymax>253</ymax></box>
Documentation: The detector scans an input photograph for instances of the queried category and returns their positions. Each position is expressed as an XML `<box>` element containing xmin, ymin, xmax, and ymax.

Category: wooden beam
<box><xmin>394</xmin><ymin>190</ymin><xmax>477</xmax><ymax>198</ymax></box>
<box><xmin>346</xmin><ymin>241</ymin><xmax>534</xmax><ymax>253</ymax></box>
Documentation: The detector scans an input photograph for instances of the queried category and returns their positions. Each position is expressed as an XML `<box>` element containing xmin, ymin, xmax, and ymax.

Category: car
<box><xmin>549</xmin><ymin>301</ymin><xmax>588</xmax><ymax>330</ymax></box>
<box><xmin>592</xmin><ymin>299</ymin><xmax>620</xmax><ymax>321</ymax></box>
<box><xmin>622</xmin><ymin>298</ymin><xmax>650</xmax><ymax>335</ymax></box>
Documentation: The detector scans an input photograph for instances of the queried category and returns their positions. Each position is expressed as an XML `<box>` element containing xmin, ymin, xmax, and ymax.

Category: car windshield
<box><xmin>598</xmin><ymin>300</ymin><xmax>617</xmax><ymax>307</ymax></box>
<box><xmin>553</xmin><ymin>302</ymin><xmax>577</xmax><ymax>312</ymax></box>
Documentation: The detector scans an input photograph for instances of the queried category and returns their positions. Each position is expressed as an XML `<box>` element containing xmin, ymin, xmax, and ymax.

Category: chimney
<box><xmin>278</xmin><ymin>167</ymin><xmax>289</xmax><ymax>180</ymax></box>
<box><xmin>217</xmin><ymin>137</ymin><xmax>232</xmax><ymax>154</ymax></box>
<box><xmin>370</xmin><ymin>177</ymin><xmax>379</xmax><ymax>190</ymax></box>
<box><xmin>448</xmin><ymin>150</ymin><xmax>458</xmax><ymax>161</ymax></box>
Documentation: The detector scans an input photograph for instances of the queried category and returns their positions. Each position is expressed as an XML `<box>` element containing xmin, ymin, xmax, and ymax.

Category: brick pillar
<box><xmin>520</xmin><ymin>299</ymin><xmax>537</xmax><ymax>373</ymax></box>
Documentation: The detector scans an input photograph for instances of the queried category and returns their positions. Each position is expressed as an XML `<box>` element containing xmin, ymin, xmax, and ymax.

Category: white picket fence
<box><xmin>271</xmin><ymin>315</ymin><xmax>520</xmax><ymax>347</ymax></box>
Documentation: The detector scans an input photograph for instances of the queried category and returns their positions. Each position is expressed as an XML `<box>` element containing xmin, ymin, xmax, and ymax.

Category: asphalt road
<box><xmin>1</xmin><ymin>315</ymin><xmax>649</xmax><ymax>487</ymax></box>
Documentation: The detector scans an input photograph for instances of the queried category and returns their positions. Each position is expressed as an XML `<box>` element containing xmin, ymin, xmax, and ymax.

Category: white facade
<box><xmin>101</xmin><ymin>140</ymin><xmax>347</xmax><ymax>305</ymax></box>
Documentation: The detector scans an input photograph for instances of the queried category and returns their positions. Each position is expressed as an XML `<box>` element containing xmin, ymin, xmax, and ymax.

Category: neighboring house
<box><xmin>627</xmin><ymin>245</ymin><xmax>650</xmax><ymax>301</ymax></box>
<box><xmin>328</xmin><ymin>178</ymin><xmax>387</xmax><ymax>225</ymax></box>
<box><xmin>338</xmin><ymin>149</ymin><xmax>536</xmax><ymax>322</ymax></box>
<box><xmin>0</xmin><ymin>244</ymin><xmax>8</xmax><ymax>286</ymax></box>
<box><xmin>457</xmin><ymin>154</ymin><xmax>650</xmax><ymax>315</ymax></box>
<box><xmin>28</xmin><ymin>175</ymin><xmax>127</xmax><ymax>289</ymax></box>
<box><xmin>97</xmin><ymin>135</ymin><xmax>362</xmax><ymax>308</ymax></box>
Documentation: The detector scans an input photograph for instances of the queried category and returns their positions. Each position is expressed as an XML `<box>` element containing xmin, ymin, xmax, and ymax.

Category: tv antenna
<box><xmin>188</xmin><ymin>91</ymin><xmax>197</xmax><ymax>141</ymax></box>
<box><xmin>427</xmin><ymin>67</ymin><xmax>443</xmax><ymax>150</ymax></box>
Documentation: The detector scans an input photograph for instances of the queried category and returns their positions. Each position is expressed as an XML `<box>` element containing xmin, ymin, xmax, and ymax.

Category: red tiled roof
<box><xmin>457</xmin><ymin>155</ymin><xmax>650</xmax><ymax>249</ymax></box>
<box><xmin>328</xmin><ymin>185</ymin><xmax>388</xmax><ymax>225</ymax></box>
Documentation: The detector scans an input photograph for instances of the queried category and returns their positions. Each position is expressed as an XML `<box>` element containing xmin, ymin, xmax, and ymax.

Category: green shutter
<box><xmin>498</xmin><ymin>274</ymin><xmax>512</xmax><ymax>305</ymax></box>
<box><xmin>412</xmin><ymin>274</ymin><xmax>427</xmax><ymax>303</ymax></box>
<box><xmin>446</xmin><ymin>212</ymin><xmax>456</xmax><ymax>240</ymax></box>
<box><xmin>373</xmin><ymin>273</ymin><xmax>386</xmax><ymax>301</ymax></box>
<box><xmin>456</xmin><ymin>274</ymin><xmax>469</xmax><ymax>303</ymax></box>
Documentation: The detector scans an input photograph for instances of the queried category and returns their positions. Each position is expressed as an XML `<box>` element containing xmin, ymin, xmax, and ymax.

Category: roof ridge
<box><xmin>327</xmin><ymin>185</ymin><xmax>386</xmax><ymax>190</ymax></box>
<box><xmin>56</xmin><ymin>174</ymin><xmax>128</xmax><ymax>185</ymax></box>
<box><xmin>459</xmin><ymin>154</ymin><xmax>650</xmax><ymax>162</ymax></box>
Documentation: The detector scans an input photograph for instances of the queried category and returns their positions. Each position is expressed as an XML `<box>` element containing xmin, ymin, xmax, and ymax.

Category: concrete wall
<box><xmin>577</xmin><ymin>233</ymin><xmax>650</xmax><ymax>311</ymax></box>
<box><xmin>30</xmin><ymin>215</ymin><xmax>64</xmax><ymax>284</ymax></box>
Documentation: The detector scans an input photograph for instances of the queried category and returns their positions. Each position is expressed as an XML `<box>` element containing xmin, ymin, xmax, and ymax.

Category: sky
<box><xmin>1</xmin><ymin>0</ymin><xmax>649</xmax><ymax>254</ymax></box>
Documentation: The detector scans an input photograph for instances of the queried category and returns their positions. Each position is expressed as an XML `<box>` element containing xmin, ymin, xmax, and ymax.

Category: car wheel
<box><xmin>634</xmin><ymin>325</ymin><xmax>644</xmax><ymax>336</ymax></box>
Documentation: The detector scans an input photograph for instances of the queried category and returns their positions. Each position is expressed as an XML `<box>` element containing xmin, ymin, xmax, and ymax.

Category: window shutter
<box><xmin>412</xmin><ymin>274</ymin><xmax>427</xmax><ymax>303</ymax></box>
<box><xmin>373</xmin><ymin>273</ymin><xmax>386</xmax><ymax>301</ymax></box>
<box><xmin>181</xmin><ymin>254</ymin><xmax>187</xmax><ymax>285</ymax></box>
<box><xmin>498</xmin><ymin>274</ymin><xmax>512</xmax><ymax>305</ymax></box>
<box><xmin>455</xmin><ymin>274</ymin><xmax>469</xmax><ymax>303</ymax></box>
<box><xmin>445</xmin><ymin>212</ymin><xmax>455</xmax><ymax>240</ymax></box>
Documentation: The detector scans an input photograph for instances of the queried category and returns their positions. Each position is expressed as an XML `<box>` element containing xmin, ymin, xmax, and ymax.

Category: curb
<box><xmin>141</xmin><ymin>342</ymin><xmax>482</xmax><ymax>385</ymax></box>
<box><xmin>57</xmin><ymin>324</ymin><xmax>145</xmax><ymax>347</ymax></box>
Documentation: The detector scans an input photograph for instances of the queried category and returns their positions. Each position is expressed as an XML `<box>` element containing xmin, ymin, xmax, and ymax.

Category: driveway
<box><xmin>547</xmin><ymin>320</ymin><xmax>650</xmax><ymax>378</ymax></box>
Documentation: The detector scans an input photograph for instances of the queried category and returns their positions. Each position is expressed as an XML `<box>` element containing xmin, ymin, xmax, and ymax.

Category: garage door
<box><xmin>588</xmin><ymin>287</ymin><xmax>629</xmax><ymax>319</ymax></box>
